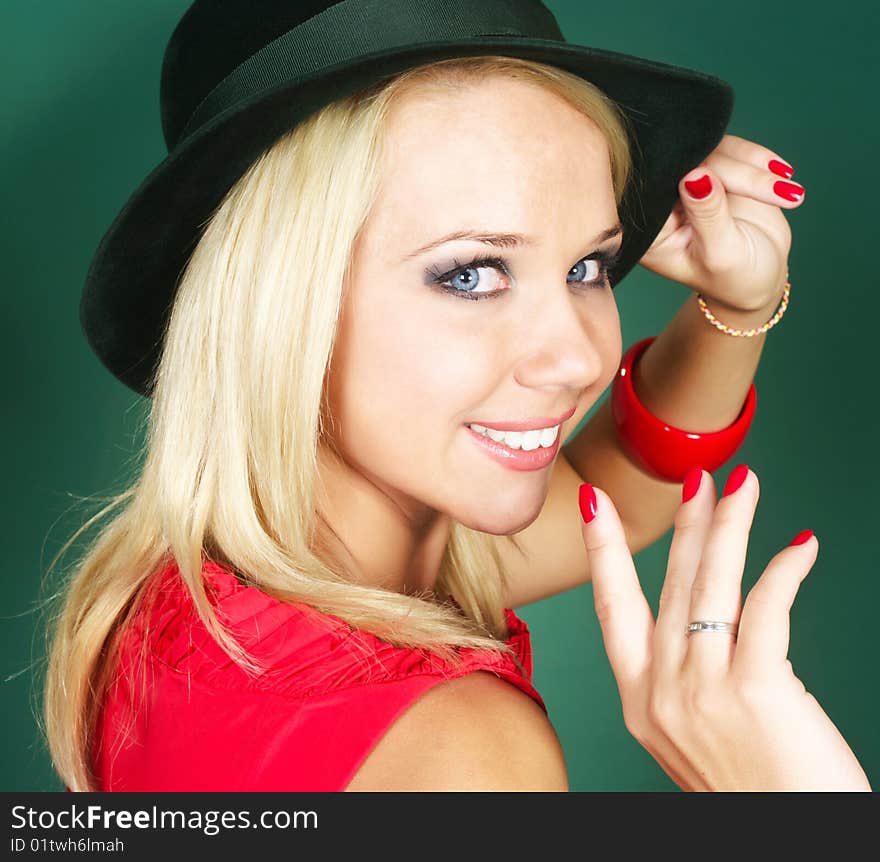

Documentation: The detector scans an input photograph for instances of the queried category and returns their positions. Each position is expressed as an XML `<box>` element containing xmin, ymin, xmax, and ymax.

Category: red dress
<box><xmin>91</xmin><ymin>559</ymin><xmax>546</xmax><ymax>791</ymax></box>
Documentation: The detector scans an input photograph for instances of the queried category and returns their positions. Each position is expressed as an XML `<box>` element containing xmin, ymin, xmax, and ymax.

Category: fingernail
<box><xmin>579</xmin><ymin>483</ymin><xmax>598</xmax><ymax>524</ymax></box>
<box><xmin>722</xmin><ymin>463</ymin><xmax>750</xmax><ymax>497</ymax></box>
<box><xmin>682</xmin><ymin>466</ymin><xmax>703</xmax><ymax>503</ymax></box>
<box><xmin>768</xmin><ymin>159</ymin><xmax>795</xmax><ymax>179</ymax></box>
<box><xmin>789</xmin><ymin>529</ymin><xmax>814</xmax><ymax>547</ymax></box>
<box><xmin>773</xmin><ymin>180</ymin><xmax>805</xmax><ymax>202</ymax></box>
<box><xmin>684</xmin><ymin>174</ymin><xmax>712</xmax><ymax>199</ymax></box>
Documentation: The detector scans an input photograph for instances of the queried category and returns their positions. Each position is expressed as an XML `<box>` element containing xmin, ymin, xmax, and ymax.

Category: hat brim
<box><xmin>80</xmin><ymin>36</ymin><xmax>734</xmax><ymax>397</ymax></box>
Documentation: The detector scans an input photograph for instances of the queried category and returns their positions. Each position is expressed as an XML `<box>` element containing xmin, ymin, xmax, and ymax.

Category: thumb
<box><xmin>680</xmin><ymin>167</ymin><xmax>739</xmax><ymax>271</ymax></box>
<box><xmin>579</xmin><ymin>483</ymin><xmax>654</xmax><ymax>689</ymax></box>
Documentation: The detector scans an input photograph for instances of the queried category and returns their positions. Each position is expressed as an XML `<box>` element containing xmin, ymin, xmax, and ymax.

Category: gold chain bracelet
<box><xmin>696</xmin><ymin>271</ymin><xmax>791</xmax><ymax>337</ymax></box>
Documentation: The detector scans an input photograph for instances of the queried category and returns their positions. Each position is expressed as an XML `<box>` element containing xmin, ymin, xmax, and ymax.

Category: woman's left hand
<box><xmin>638</xmin><ymin>134</ymin><xmax>804</xmax><ymax>314</ymax></box>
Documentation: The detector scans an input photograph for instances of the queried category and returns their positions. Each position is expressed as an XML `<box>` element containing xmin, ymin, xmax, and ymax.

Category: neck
<box><xmin>313</xmin><ymin>442</ymin><xmax>453</xmax><ymax>597</ymax></box>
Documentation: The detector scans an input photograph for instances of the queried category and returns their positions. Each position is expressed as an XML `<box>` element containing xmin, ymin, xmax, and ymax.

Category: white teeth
<box><xmin>467</xmin><ymin>423</ymin><xmax>560</xmax><ymax>450</ymax></box>
<box><xmin>539</xmin><ymin>425</ymin><xmax>559</xmax><ymax>447</ymax></box>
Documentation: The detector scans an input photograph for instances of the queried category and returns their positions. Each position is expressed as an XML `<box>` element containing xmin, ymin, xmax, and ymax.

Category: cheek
<box><xmin>381</xmin><ymin>332</ymin><xmax>484</xmax><ymax>429</ymax></box>
<box><xmin>334</xmin><ymin>295</ymin><xmax>488</xmax><ymax>435</ymax></box>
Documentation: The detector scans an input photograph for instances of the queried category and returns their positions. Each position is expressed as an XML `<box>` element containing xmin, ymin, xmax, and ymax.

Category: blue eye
<box><xmin>569</xmin><ymin>258</ymin><xmax>602</xmax><ymax>284</ymax></box>
<box><xmin>425</xmin><ymin>256</ymin><xmax>508</xmax><ymax>299</ymax></box>
<box><xmin>426</xmin><ymin>249</ymin><xmax>622</xmax><ymax>301</ymax></box>
<box><xmin>435</xmin><ymin>258</ymin><xmax>509</xmax><ymax>299</ymax></box>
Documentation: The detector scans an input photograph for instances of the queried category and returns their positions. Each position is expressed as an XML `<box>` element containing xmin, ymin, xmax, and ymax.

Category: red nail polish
<box><xmin>579</xmin><ymin>483</ymin><xmax>597</xmax><ymax>524</ymax></box>
<box><xmin>789</xmin><ymin>529</ymin><xmax>814</xmax><ymax>547</ymax></box>
<box><xmin>723</xmin><ymin>464</ymin><xmax>750</xmax><ymax>497</ymax></box>
<box><xmin>768</xmin><ymin>159</ymin><xmax>795</xmax><ymax>179</ymax></box>
<box><xmin>684</xmin><ymin>174</ymin><xmax>712</xmax><ymax>199</ymax></box>
<box><xmin>774</xmin><ymin>180</ymin><xmax>805</xmax><ymax>202</ymax></box>
<box><xmin>682</xmin><ymin>466</ymin><xmax>703</xmax><ymax>503</ymax></box>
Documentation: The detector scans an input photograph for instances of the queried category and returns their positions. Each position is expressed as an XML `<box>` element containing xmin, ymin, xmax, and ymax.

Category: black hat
<box><xmin>80</xmin><ymin>0</ymin><xmax>734</xmax><ymax>398</ymax></box>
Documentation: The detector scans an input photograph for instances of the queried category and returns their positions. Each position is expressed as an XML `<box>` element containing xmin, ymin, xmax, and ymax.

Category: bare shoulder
<box><xmin>344</xmin><ymin>670</ymin><xmax>568</xmax><ymax>792</ymax></box>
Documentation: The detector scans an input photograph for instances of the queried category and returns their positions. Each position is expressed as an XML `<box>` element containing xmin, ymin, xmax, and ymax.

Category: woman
<box><xmin>44</xmin><ymin>0</ymin><xmax>870</xmax><ymax>791</ymax></box>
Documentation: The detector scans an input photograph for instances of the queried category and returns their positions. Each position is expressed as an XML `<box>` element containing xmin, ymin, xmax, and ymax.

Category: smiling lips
<box><xmin>462</xmin><ymin>404</ymin><xmax>575</xmax><ymax>471</ymax></box>
<box><xmin>464</xmin><ymin>423</ymin><xmax>562</xmax><ymax>471</ymax></box>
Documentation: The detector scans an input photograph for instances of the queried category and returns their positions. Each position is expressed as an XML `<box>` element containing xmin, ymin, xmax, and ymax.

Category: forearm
<box><xmin>564</xmin><ymin>289</ymin><xmax>779</xmax><ymax>551</ymax></box>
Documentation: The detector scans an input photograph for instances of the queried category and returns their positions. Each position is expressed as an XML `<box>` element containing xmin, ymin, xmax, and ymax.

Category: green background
<box><xmin>3</xmin><ymin>1</ymin><xmax>877</xmax><ymax>791</ymax></box>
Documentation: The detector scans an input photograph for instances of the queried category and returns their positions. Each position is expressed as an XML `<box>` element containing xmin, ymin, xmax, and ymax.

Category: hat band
<box><xmin>176</xmin><ymin>0</ymin><xmax>563</xmax><ymax>146</ymax></box>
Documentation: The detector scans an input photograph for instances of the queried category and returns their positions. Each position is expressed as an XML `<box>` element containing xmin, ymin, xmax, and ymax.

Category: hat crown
<box><xmin>161</xmin><ymin>0</ymin><xmax>334</xmax><ymax>150</ymax></box>
<box><xmin>159</xmin><ymin>0</ymin><xmax>561</xmax><ymax>151</ymax></box>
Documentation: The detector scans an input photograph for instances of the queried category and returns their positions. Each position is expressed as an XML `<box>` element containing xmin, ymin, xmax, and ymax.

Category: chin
<box><xmin>453</xmin><ymin>497</ymin><xmax>544</xmax><ymax>537</ymax></box>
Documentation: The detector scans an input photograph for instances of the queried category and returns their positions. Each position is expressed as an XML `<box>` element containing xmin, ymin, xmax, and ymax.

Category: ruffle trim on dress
<box><xmin>119</xmin><ymin>559</ymin><xmax>542</xmax><ymax>708</ymax></box>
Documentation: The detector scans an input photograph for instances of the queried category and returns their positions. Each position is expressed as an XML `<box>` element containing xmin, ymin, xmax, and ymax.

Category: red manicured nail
<box><xmin>768</xmin><ymin>159</ymin><xmax>795</xmax><ymax>179</ymax></box>
<box><xmin>723</xmin><ymin>463</ymin><xmax>750</xmax><ymax>497</ymax></box>
<box><xmin>684</xmin><ymin>174</ymin><xmax>712</xmax><ymax>199</ymax></box>
<box><xmin>774</xmin><ymin>180</ymin><xmax>805</xmax><ymax>201</ymax></box>
<box><xmin>789</xmin><ymin>529</ymin><xmax>814</xmax><ymax>547</ymax></box>
<box><xmin>579</xmin><ymin>483</ymin><xmax>597</xmax><ymax>524</ymax></box>
<box><xmin>682</xmin><ymin>466</ymin><xmax>703</xmax><ymax>503</ymax></box>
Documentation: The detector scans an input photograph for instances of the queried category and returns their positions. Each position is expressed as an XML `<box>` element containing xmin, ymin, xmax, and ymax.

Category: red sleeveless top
<box><xmin>92</xmin><ymin>560</ymin><xmax>546</xmax><ymax>791</ymax></box>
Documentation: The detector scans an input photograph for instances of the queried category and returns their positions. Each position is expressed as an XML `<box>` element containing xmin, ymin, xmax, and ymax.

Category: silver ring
<box><xmin>686</xmin><ymin>620</ymin><xmax>738</xmax><ymax>638</ymax></box>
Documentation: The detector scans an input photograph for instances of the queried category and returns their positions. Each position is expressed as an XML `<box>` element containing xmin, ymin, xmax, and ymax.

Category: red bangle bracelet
<box><xmin>611</xmin><ymin>336</ymin><xmax>757</xmax><ymax>483</ymax></box>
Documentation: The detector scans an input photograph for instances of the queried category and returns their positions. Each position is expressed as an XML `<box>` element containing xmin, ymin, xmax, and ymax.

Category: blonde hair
<box><xmin>41</xmin><ymin>55</ymin><xmax>635</xmax><ymax>791</ymax></box>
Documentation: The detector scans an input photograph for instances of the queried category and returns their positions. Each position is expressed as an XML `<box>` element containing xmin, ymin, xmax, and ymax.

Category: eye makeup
<box><xmin>424</xmin><ymin>246</ymin><xmax>623</xmax><ymax>301</ymax></box>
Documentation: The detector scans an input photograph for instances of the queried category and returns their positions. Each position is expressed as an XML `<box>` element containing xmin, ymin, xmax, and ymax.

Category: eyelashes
<box><xmin>425</xmin><ymin>248</ymin><xmax>623</xmax><ymax>301</ymax></box>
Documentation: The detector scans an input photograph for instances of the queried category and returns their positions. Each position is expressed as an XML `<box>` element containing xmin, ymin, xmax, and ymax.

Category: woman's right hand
<box><xmin>578</xmin><ymin>465</ymin><xmax>872</xmax><ymax>791</ymax></box>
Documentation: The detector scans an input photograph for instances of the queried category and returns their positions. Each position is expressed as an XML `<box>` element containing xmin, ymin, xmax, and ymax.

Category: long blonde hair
<box><xmin>41</xmin><ymin>55</ymin><xmax>634</xmax><ymax>791</ymax></box>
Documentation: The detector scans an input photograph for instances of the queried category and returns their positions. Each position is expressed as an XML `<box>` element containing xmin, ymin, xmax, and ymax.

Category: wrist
<box><xmin>696</xmin><ymin>278</ymin><xmax>788</xmax><ymax>334</ymax></box>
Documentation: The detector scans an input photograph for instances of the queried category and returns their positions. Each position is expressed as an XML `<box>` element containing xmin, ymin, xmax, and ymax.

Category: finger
<box><xmin>733</xmin><ymin>531</ymin><xmax>819</xmax><ymax>678</ymax></box>
<box><xmin>579</xmin><ymin>483</ymin><xmax>654</xmax><ymax>690</ymax></box>
<box><xmin>678</xmin><ymin>166</ymin><xmax>742</xmax><ymax>276</ymax></box>
<box><xmin>703</xmin><ymin>149</ymin><xmax>805</xmax><ymax>210</ymax></box>
<box><xmin>684</xmin><ymin>464</ymin><xmax>759</xmax><ymax>678</ymax></box>
<box><xmin>653</xmin><ymin>467</ymin><xmax>718</xmax><ymax>678</ymax></box>
<box><xmin>714</xmin><ymin>133</ymin><xmax>798</xmax><ymax>180</ymax></box>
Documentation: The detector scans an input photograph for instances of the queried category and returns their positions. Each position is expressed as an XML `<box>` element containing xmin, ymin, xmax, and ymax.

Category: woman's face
<box><xmin>323</xmin><ymin>75</ymin><xmax>623</xmax><ymax>537</ymax></box>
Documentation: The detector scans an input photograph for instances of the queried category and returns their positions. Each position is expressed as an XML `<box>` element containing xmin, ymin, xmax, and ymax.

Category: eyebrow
<box><xmin>400</xmin><ymin>222</ymin><xmax>624</xmax><ymax>262</ymax></box>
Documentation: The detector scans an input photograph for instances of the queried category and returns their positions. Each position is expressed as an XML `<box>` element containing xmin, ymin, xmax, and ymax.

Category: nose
<box><xmin>512</xmin><ymin>284</ymin><xmax>615</xmax><ymax>394</ymax></box>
